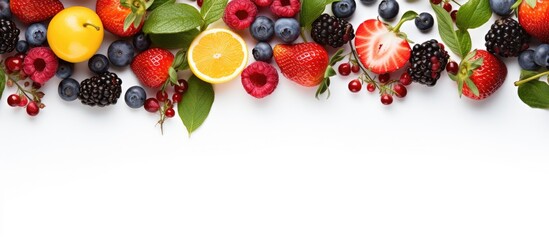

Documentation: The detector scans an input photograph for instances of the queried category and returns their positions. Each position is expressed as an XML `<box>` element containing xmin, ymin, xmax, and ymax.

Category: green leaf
<box><xmin>324</xmin><ymin>66</ymin><xmax>336</xmax><ymax>78</ymax></box>
<box><xmin>0</xmin><ymin>67</ymin><xmax>6</xmax><ymax>100</ymax></box>
<box><xmin>315</xmin><ymin>78</ymin><xmax>331</xmax><ymax>100</ymax></box>
<box><xmin>456</xmin><ymin>29</ymin><xmax>472</xmax><ymax>58</ymax></box>
<box><xmin>518</xmin><ymin>81</ymin><xmax>549</xmax><ymax>108</ymax></box>
<box><xmin>525</xmin><ymin>0</ymin><xmax>536</xmax><ymax>8</ymax></box>
<box><xmin>200</xmin><ymin>0</ymin><xmax>228</xmax><ymax>28</ymax></box>
<box><xmin>123</xmin><ymin>12</ymin><xmax>136</xmax><ymax>31</ymax></box>
<box><xmin>469</xmin><ymin>57</ymin><xmax>484</xmax><ymax>69</ymax></box>
<box><xmin>299</xmin><ymin>0</ymin><xmax>339</xmax><ymax>30</ymax></box>
<box><xmin>432</xmin><ymin>3</ymin><xmax>466</xmax><ymax>58</ymax></box>
<box><xmin>172</xmin><ymin>49</ymin><xmax>186</xmax><ymax>69</ymax></box>
<box><xmin>511</xmin><ymin>0</ymin><xmax>522</xmax><ymax>9</ymax></box>
<box><xmin>143</xmin><ymin>3</ymin><xmax>203</xmax><ymax>34</ymax></box>
<box><xmin>329</xmin><ymin>49</ymin><xmax>346</xmax><ymax>66</ymax></box>
<box><xmin>520</xmin><ymin>69</ymin><xmax>544</xmax><ymax>81</ymax></box>
<box><xmin>169</xmin><ymin>67</ymin><xmax>178</xmax><ymax>85</ymax></box>
<box><xmin>456</xmin><ymin>0</ymin><xmax>492</xmax><ymax>30</ymax></box>
<box><xmin>457</xmin><ymin>76</ymin><xmax>464</xmax><ymax>96</ymax></box>
<box><xmin>178</xmin><ymin>75</ymin><xmax>215</xmax><ymax>135</ymax></box>
<box><xmin>400</xmin><ymin>10</ymin><xmax>419</xmax><ymax>22</ymax></box>
<box><xmin>149</xmin><ymin>0</ymin><xmax>176</xmax><ymax>10</ymax></box>
<box><xmin>149</xmin><ymin>28</ymin><xmax>200</xmax><ymax>49</ymax></box>
<box><xmin>465</xmin><ymin>77</ymin><xmax>480</xmax><ymax>97</ymax></box>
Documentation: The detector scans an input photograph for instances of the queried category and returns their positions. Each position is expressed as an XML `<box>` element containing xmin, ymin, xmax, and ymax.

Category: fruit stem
<box><xmin>349</xmin><ymin>42</ymin><xmax>375</xmax><ymax>82</ymax></box>
<box><xmin>11</xmin><ymin>79</ymin><xmax>34</xmax><ymax>101</ymax></box>
<box><xmin>391</xmin><ymin>11</ymin><xmax>418</xmax><ymax>33</ymax></box>
<box><xmin>514</xmin><ymin>71</ymin><xmax>549</xmax><ymax>86</ymax></box>
<box><xmin>83</xmin><ymin>23</ymin><xmax>101</xmax><ymax>31</ymax></box>
<box><xmin>450</xmin><ymin>0</ymin><xmax>462</xmax><ymax>6</ymax></box>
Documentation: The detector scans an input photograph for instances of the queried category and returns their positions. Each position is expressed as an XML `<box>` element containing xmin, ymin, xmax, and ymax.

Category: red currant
<box><xmin>443</xmin><ymin>2</ymin><xmax>452</xmax><ymax>12</ymax></box>
<box><xmin>338</xmin><ymin>63</ymin><xmax>351</xmax><ymax>76</ymax></box>
<box><xmin>7</xmin><ymin>94</ymin><xmax>21</xmax><ymax>107</ymax></box>
<box><xmin>156</xmin><ymin>90</ymin><xmax>168</xmax><ymax>102</ymax></box>
<box><xmin>5</xmin><ymin>56</ymin><xmax>23</xmax><ymax>73</ymax></box>
<box><xmin>366</xmin><ymin>83</ymin><xmax>376</xmax><ymax>92</ymax></box>
<box><xmin>351</xmin><ymin>63</ymin><xmax>360</xmax><ymax>73</ymax></box>
<box><xmin>378</xmin><ymin>73</ymin><xmax>390</xmax><ymax>83</ymax></box>
<box><xmin>446</xmin><ymin>61</ymin><xmax>459</xmax><ymax>75</ymax></box>
<box><xmin>18</xmin><ymin>95</ymin><xmax>28</xmax><ymax>107</ymax></box>
<box><xmin>15</xmin><ymin>53</ymin><xmax>25</xmax><ymax>60</ymax></box>
<box><xmin>399</xmin><ymin>72</ymin><xmax>412</xmax><ymax>86</ymax></box>
<box><xmin>393</xmin><ymin>84</ymin><xmax>407</xmax><ymax>98</ymax></box>
<box><xmin>165</xmin><ymin>99</ymin><xmax>173</xmax><ymax>108</ymax></box>
<box><xmin>348</xmin><ymin>79</ymin><xmax>362</xmax><ymax>92</ymax></box>
<box><xmin>174</xmin><ymin>79</ymin><xmax>188</xmax><ymax>94</ymax></box>
<box><xmin>26</xmin><ymin>101</ymin><xmax>39</xmax><ymax>116</ymax></box>
<box><xmin>451</xmin><ymin>10</ymin><xmax>458</xmax><ymax>22</ymax></box>
<box><xmin>197</xmin><ymin>0</ymin><xmax>203</xmax><ymax>7</ymax></box>
<box><xmin>381</xmin><ymin>94</ymin><xmax>393</xmax><ymax>105</ymax></box>
<box><xmin>172</xmin><ymin>93</ymin><xmax>182</xmax><ymax>103</ymax></box>
<box><xmin>165</xmin><ymin>108</ymin><xmax>176</xmax><ymax>118</ymax></box>
<box><xmin>144</xmin><ymin>98</ymin><xmax>160</xmax><ymax>112</ymax></box>
<box><xmin>431</xmin><ymin>0</ymin><xmax>442</xmax><ymax>4</ymax></box>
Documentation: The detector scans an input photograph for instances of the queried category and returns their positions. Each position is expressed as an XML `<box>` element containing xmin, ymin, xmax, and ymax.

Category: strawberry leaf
<box><xmin>518</xmin><ymin>81</ymin><xmax>549</xmax><ymax>108</ymax></box>
<box><xmin>143</xmin><ymin>3</ymin><xmax>203</xmax><ymax>34</ymax></box>
<box><xmin>123</xmin><ymin>12</ymin><xmax>136</xmax><ymax>31</ymax></box>
<box><xmin>172</xmin><ymin>50</ymin><xmax>186</xmax><ymax>69</ymax></box>
<box><xmin>329</xmin><ymin>49</ymin><xmax>345</xmax><ymax>66</ymax></box>
<box><xmin>200</xmin><ymin>0</ymin><xmax>228</xmax><ymax>30</ymax></box>
<box><xmin>168</xmin><ymin>67</ymin><xmax>178</xmax><ymax>85</ymax></box>
<box><xmin>465</xmin><ymin>77</ymin><xmax>480</xmax><ymax>97</ymax></box>
<box><xmin>178</xmin><ymin>75</ymin><xmax>215</xmax><ymax>136</ymax></box>
<box><xmin>432</xmin><ymin>3</ymin><xmax>468</xmax><ymax>58</ymax></box>
<box><xmin>0</xmin><ymin>67</ymin><xmax>5</xmax><ymax>100</ymax></box>
<box><xmin>525</xmin><ymin>0</ymin><xmax>536</xmax><ymax>8</ymax></box>
<box><xmin>456</xmin><ymin>0</ymin><xmax>492</xmax><ymax>30</ymax></box>
<box><xmin>149</xmin><ymin>0</ymin><xmax>175</xmax><ymax>10</ymax></box>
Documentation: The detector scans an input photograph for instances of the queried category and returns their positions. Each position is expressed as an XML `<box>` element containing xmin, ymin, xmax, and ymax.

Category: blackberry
<box><xmin>407</xmin><ymin>39</ymin><xmax>449</xmax><ymax>86</ymax></box>
<box><xmin>311</xmin><ymin>13</ymin><xmax>355</xmax><ymax>48</ymax></box>
<box><xmin>78</xmin><ymin>71</ymin><xmax>123</xmax><ymax>107</ymax></box>
<box><xmin>485</xmin><ymin>18</ymin><xmax>529</xmax><ymax>58</ymax></box>
<box><xmin>0</xmin><ymin>18</ymin><xmax>20</xmax><ymax>54</ymax></box>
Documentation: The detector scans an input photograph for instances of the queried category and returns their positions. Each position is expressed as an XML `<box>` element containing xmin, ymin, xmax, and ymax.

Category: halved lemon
<box><xmin>188</xmin><ymin>28</ymin><xmax>248</xmax><ymax>84</ymax></box>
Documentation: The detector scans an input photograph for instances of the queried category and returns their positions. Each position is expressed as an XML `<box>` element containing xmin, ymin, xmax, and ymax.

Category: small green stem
<box><xmin>11</xmin><ymin>79</ymin><xmax>33</xmax><ymax>101</ymax></box>
<box><xmin>451</xmin><ymin>0</ymin><xmax>462</xmax><ymax>6</ymax></box>
<box><xmin>83</xmin><ymin>23</ymin><xmax>101</xmax><ymax>31</ymax></box>
<box><xmin>349</xmin><ymin>42</ymin><xmax>374</xmax><ymax>82</ymax></box>
<box><xmin>514</xmin><ymin>71</ymin><xmax>549</xmax><ymax>86</ymax></box>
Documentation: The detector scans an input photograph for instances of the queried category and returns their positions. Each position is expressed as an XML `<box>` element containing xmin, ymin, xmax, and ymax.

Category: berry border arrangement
<box><xmin>1</xmin><ymin>0</ymin><xmax>549</xmax><ymax>136</ymax></box>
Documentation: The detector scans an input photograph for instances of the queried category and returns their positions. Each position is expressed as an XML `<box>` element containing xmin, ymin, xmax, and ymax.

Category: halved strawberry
<box><xmin>354</xmin><ymin>11</ymin><xmax>417</xmax><ymax>74</ymax></box>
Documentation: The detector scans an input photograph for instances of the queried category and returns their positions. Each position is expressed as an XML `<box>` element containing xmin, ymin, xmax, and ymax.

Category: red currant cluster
<box><xmin>336</xmin><ymin>59</ymin><xmax>362</xmax><ymax>92</ymax></box>
<box><xmin>3</xmin><ymin>53</ymin><xmax>46</xmax><ymax>116</ymax></box>
<box><xmin>143</xmin><ymin>79</ymin><xmax>188</xmax><ymax>133</ymax></box>
<box><xmin>431</xmin><ymin>0</ymin><xmax>459</xmax><ymax>21</ymax></box>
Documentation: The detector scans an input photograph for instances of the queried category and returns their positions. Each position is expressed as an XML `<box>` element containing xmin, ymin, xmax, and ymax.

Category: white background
<box><xmin>1</xmin><ymin>0</ymin><xmax>549</xmax><ymax>239</ymax></box>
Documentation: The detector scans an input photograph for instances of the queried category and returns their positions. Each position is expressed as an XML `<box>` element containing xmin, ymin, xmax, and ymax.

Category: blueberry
<box><xmin>378</xmin><ymin>0</ymin><xmax>399</xmax><ymax>20</ymax></box>
<box><xmin>56</xmin><ymin>60</ymin><xmax>74</xmax><ymax>79</ymax></box>
<box><xmin>534</xmin><ymin>44</ymin><xmax>549</xmax><ymax>67</ymax></box>
<box><xmin>125</xmin><ymin>86</ymin><xmax>146</xmax><ymax>109</ymax></box>
<box><xmin>415</xmin><ymin>12</ymin><xmax>434</xmax><ymax>31</ymax></box>
<box><xmin>25</xmin><ymin>23</ymin><xmax>47</xmax><ymax>46</ymax></box>
<box><xmin>132</xmin><ymin>32</ymin><xmax>151</xmax><ymax>52</ymax></box>
<box><xmin>58</xmin><ymin>78</ymin><xmax>80</xmax><ymax>102</ymax></box>
<box><xmin>16</xmin><ymin>40</ymin><xmax>28</xmax><ymax>53</ymax></box>
<box><xmin>108</xmin><ymin>40</ymin><xmax>135</xmax><ymax>67</ymax></box>
<box><xmin>274</xmin><ymin>18</ymin><xmax>300</xmax><ymax>43</ymax></box>
<box><xmin>360</xmin><ymin>0</ymin><xmax>377</xmax><ymax>4</ymax></box>
<box><xmin>88</xmin><ymin>54</ymin><xmax>110</xmax><ymax>74</ymax></box>
<box><xmin>332</xmin><ymin>0</ymin><xmax>356</xmax><ymax>18</ymax></box>
<box><xmin>518</xmin><ymin>49</ymin><xmax>540</xmax><ymax>71</ymax></box>
<box><xmin>250</xmin><ymin>16</ymin><xmax>275</xmax><ymax>42</ymax></box>
<box><xmin>489</xmin><ymin>0</ymin><xmax>516</xmax><ymax>16</ymax></box>
<box><xmin>0</xmin><ymin>0</ymin><xmax>11</xmax><ymax>19</ymax></box>
<box><xmin>252</xmin><ymin>42</ymin><xmax>273</xmax><ymax>62</ymax></box>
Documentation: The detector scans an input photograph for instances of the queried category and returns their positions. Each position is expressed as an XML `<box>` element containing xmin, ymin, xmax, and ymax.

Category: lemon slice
<box><xmin>188</xmin><ymin>28</ymin><xmax>248</xmax><ymax>84</ymax></box>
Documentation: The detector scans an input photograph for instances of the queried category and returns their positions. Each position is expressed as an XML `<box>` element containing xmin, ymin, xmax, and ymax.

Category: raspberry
<box><xmin>270</xmin><ymin>0</ymin><xmax>301</xmax><ymax>17</ymax></box>
<box><xmin>223</xmin><ymin>0</ymin><xmax>258</xmax><ymax>30</ymax></box>
<box><xmin>22</xmin><ymin>47</ymin><xmax>58</xmax><ymax>85</ymax></box>
<box><xmin>241</xmin><ymin>61</ymin><xmax>279</xmax><ymax>98</ymax></box>
<box><xmin>252</xmin><ymin>0</ymin><xmax>273</xmax><ymax>7</ymax></box>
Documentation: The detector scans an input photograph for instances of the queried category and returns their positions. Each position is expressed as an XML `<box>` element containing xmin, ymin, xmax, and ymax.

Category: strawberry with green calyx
<box><xmin>517</xmin><ymin>0</ymin><xmax>549</xmax><ymax>43</ymax></box>
<box><xmin>273</xmin><ymin>42</ymin><xmax>329</xmax><ymax>88</ymax></box>
<box><xmin>354</xmin><ymin>11</ymin><xmax>418</xmax><ymax>74</ymax></box>
<box><xmin>96</xmin><ymin>0</ymin><xmax>152</xmax><ymax>37</ymax></box>
<box><xmin>448</xmin><ymin>49</ymin><xmax>507</xmax><ymax>100</ymax></box>
<box><xmin>120</xmin><ymin>0</ymin><xmax>154</xmax><ymax>31</ymax></box>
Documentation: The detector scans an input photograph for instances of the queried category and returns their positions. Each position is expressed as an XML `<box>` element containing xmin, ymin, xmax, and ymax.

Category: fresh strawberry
<box><xmin>519</xmin><ymin>0</ymin><xmax>549</xmax><ymax>43</ymax></box>
<box><xmin>273</xmin><ymin>42</ymin><xmax>329</xmax><ymax>87</ymax></box>
<box><xmin>131</xmin><ymin>48</ymin><xmax>174</xmax><ymax>89</ymax></box>
<box><xmin>96</xmin><ymin>0</ymin><xmax>148</xmax><ymax>37</ymax></box>
<box><xmin>450</xmin><ymin>50</ymin><xmax>507</xmax><ymax>100</ymax></box>
<box><xmin>354</xmin><ymin>12</ymin><xmax>418</xmax><ymax>74</ymax></box>
<box><xmin>10</xmin><ymin>0</ymin><xmax>63</xmax><ymax>25</ymax></box>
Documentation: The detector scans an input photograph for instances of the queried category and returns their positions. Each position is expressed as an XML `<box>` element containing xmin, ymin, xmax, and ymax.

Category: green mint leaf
<box><xmin>149</xmin><ymin>28</ymin><xmax>200</xmax><ymax>49</ymax></box>
<box><xmin>149</xmin><ymin>0</ymin><xmax>175</xmax><ymax>10</ymax></box>
<box><xmin>178</xmin><ymin>75</ymin><xmax>215</xmax><ymax>136</ymax></box>
<box><xmin>511</xmin><ymin>0</ymin><xmax>522</xmax><ymax>9</ymax></box>
<box><xmin>0</xmin><ymin>67</ymin><xmax>6</xmax><ymax>100</ymax></box>
<box><xmin>201</xmin><ymin>0</ymin><xmax>228</xmax><ymax>29</ymax></box>
<box><xmin>456</xmin><ymin>0</ymin><xmax>492</xmax><ymax>30</ymax></box>
<box><xmin>143</xmin><ymin>3</ymin><xmax>203</xmax><ymax>34</ymax></box>
<box><xmin>518</xmin><ymin>80</ymin><xmax>549</xmax><ymax>108</ymax></box>
<box><xmin>432</xmin><ymin>3</ymin><xmax>466</xmax><ymax>58</ymax></box>
<box><xmin>456</xmin><ymin>29</ymin><xmax>472</xmax><ymax>58</ymax></box>
<box><xmin>526</xmin><ymin>0</ymin><xmax>536</xmax><ymax>8</ymax></box>
<box><xmin>300</xmin><ymin>0</ymin><xmax>338</xmax><ymax>30</ymax></box>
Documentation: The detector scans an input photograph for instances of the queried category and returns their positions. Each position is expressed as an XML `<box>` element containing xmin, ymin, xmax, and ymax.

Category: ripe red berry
<box><xmin>381</xmin><ymin>94</ymin><xmax>393</xmax><ymax>105</ymax></box>
<box><xmin>338</xmin><ymin>63</ymin><xmax>351</xmax><ymax>76</ymax></box>
<box><xmin>174</xmin><ymin>79</ymin><xmax>188</xmax><ymax>94</ymax></box>
<box><xmin>351</xmin><ymin>63</ymin><xmax>360</xmax><ymax>73</ymax></box>
<box><xmin>165</xmin><ymin>108</ymin><xmax>176</xmax><ymax>118</ymax></box>
<box><xmin>399</xmin><ymin>72</ymin><xmax>412</xmax><ymax>86</ymax></box>
<box><xmin>156</xmin><ymin>90</ymin><xmax>168</xmax><ymax>102</ymax></box>
<box><xmin>26</xmin><ymin>101</ymin><xmax>39</xmax><ymax>116</ymax></box>
<box><xmin>378</xmin><ymin>73</ymin><xmax>390</xmax><ymax>83</ymax></box>
<box><xmin>172</xmin><ymin>93</ymin><xmax>182</xmax><ymax>103</ymax></box>
<box><xmin>443</xmin><ymin>2</ymin><xmax>452</xmax><ymax>12</ymax></box>
<box><xmin>393</xmin><ymin>84</ymin><xmax>407</xmax><ymax>98</ymax></box>
<box><xmin>144</xmin><ymin>98</ymin><xmax>160</xmax><ymax>112</ymax></box>
<box><xmin>7</xmin><ymin>94</ymin><xmax>21</xmax><ymax>107</ymax></box>
<box><xmin>446</xmin><ymin>61</ymin><xmax>459</xmax><ymax>75</ymax></box>
<box><xmin>431</xmin><ymin>0</ymin><xmax>442</xmax><ymax>4</ymax></box>
<box><xmin>348</xmin><ymin>79</ymin><xmax>362</xmax><ymax>92</ymax></box>
<box><xmin>451</xmin><ymin>10</ymin><xmax>457</xmax><ymax>22</ymax></box>
<box><xmin>366</xmin><ymin>83</ymin><xmax>376</xmax><ymax>92</ymax></box>
<box><xmin>197</xmin><ymin>0</ymin><xmax>203</xmax><ymax>7</ymax></box>
<box><xmin>18</xmin><ymin>95</ymin><xmax>28</xmax><ymax>107</ymax></box>
<box><xmin>5</xmin><ymin>56</ymin><xmax>23</xmax><ymax>73</ymax></box>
